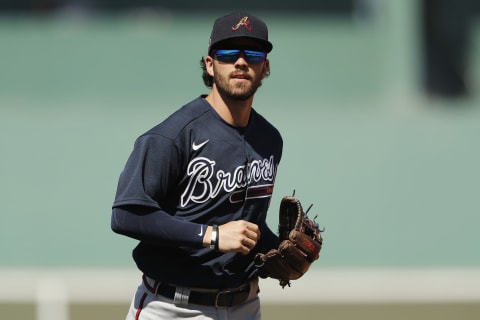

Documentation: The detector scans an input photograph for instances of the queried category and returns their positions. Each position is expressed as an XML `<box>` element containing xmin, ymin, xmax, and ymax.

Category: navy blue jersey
<box><xmin>112</xmin><ymin>96</ymin><xmax>283</xmax><ymax>288</ymax></box>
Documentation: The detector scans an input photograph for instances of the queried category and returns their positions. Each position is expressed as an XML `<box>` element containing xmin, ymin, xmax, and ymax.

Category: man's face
<box><xmin>207</xmin><ymin>39</ymin><xmax>270</xmax><ymax>101</ymax></box>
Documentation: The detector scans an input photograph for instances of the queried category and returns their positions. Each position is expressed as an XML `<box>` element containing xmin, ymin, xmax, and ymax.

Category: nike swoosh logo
<box><xmin>197</xmin><ymin>225</ymin><xmax>204</xmax><ymax>237</ymax></box>
<box><xmin>192</xmin><ymin>139</ymin><xmax>209</xmax><ymax>151</ymax></box>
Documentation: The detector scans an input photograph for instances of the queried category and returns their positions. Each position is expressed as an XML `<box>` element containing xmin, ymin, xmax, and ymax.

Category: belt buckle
<box><xmin>215</xmin><ymin>290</ymin><xmax>232</xmax><ymax>309</ymax></box>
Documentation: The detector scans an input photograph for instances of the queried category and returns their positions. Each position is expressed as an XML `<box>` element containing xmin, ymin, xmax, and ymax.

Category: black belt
<box><xmin>143</xmin><ymin>276</ymin><xmax>252</xmax><ymax>308</ymax></box>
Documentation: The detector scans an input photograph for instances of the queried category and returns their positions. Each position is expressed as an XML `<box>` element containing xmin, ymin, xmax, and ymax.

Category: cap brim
<box><xmin>209</xmin><ymin>36</ymin><xmax>273</xmax><ymax>54</ymax></box>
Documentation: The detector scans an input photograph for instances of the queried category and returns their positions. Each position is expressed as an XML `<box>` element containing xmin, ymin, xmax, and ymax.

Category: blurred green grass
<box><xmin>2</xmin><ymin>302</ymin><xmax>480</xmax><ymax>320</ymax></box>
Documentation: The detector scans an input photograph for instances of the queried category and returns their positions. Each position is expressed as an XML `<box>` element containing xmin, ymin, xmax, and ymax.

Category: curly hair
<box><xmin>200</xmin><ymin>57</ymin><xmax>270</xmax><ymax>88</ymax></box>
<box><xmin>200</xmin><ymin>57</ymin><xmax>214</xmax><ymax>88</ymax></box>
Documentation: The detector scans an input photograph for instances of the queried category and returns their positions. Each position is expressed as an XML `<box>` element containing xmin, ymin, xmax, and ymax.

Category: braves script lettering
<box><xmin>181</xmin><ymin>156</ymin><xmax>276</xmax><ymax>207</ymax></box>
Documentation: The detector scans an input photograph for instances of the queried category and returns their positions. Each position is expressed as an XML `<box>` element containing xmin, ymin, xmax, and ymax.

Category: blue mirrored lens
<box><xmin>215</xmin><ymin>49</ymin><xmax>266</xmax><ymax>63</ymax></box>
<box><xmin>215</xmin><ymin>50</ymin><xmax>241</xmax><ymax>62</ymax></box>
<box><xmin>243</xmin><ymin>50</ymin><xmax>266</xmax><ymax>63</ymax></box>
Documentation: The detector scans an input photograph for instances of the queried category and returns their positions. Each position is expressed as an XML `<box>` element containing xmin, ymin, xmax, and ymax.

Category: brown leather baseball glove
<box><xmin>254</xmin><ymin>195</ymin><xmax>323</xmax><ymax>288</ymax></box>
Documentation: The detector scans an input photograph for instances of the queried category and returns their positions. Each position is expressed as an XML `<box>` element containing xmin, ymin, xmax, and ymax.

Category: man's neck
<box><xmin>205</xmin><ymin>90</ymin><xmax>253</xmax><ymax>127</ymax></box>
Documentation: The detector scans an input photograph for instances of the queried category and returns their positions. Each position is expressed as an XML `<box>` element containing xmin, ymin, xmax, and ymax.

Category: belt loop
<box><xmin>153</xmin><ymin>280</ymin><xmax>160</xmax><ymax>296</ymax></box>
<box><xmin>249</xmin><ymin>277</ymin><xmax>259</xmax><ymax>298</ymax></box>
<box><xmin>173</xmin><ymin>287</ymin><xmax>191</xmax><ymax>306</ymax></box>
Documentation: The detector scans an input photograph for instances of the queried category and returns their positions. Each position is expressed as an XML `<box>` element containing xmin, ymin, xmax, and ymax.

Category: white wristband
<box><xmin>209</xmin><ymin>224</ymin><xmax>218</xmax><ymax>250</ymax></box>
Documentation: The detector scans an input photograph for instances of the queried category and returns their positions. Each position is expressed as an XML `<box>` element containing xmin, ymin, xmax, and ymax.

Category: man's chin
<box><xmin>219</xmin><ymin>88</ymin><xmax>256</xmax><ymax>101</ymax></box>
<box><xmin>228</xmin><ymin>92</ymin><xmax>256</xmax><ymax>101</ymax></box>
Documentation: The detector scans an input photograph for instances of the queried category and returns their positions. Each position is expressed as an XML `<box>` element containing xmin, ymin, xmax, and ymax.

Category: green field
<box><xmin>3</xmin><ymin>302</ymin><xmax>480</xmax><ymax>320</ymax></box>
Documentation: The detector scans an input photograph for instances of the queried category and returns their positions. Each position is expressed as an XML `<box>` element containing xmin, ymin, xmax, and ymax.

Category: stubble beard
<box><xmin>213</xmin><ymin>69</ymin><xmax>262</xmax><ymax>101</ymax></box>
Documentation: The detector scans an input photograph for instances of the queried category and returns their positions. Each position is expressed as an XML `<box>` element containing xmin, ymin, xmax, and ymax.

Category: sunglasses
<box><xmin>214</xmin><ymin>49</ymin><xmax>267</xmax><ymax>63</ymax></box>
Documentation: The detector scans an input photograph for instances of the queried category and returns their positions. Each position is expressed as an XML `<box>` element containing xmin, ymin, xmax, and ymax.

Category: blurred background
<box><xmin>1</xmin><ymin>1</ymin><xmax>480</xmax><ymax>319</ymax></box>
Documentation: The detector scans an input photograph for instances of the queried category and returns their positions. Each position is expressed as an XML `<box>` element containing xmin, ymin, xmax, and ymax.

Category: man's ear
<box><xmin>262</xmin><ymin>59</ymin><xmax>270</xmax><ymax>79</ymax></box>
<box><xmin>205</xmin><ymin>56</ymin><xmax>214</xmax><ymax>77</ymax></box>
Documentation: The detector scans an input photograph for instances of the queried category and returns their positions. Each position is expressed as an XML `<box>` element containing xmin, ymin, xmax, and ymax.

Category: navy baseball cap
<box><xmin>208</xmin><ymin>12</ymin><xmax>273</xmax><ymax>54</ymax></box>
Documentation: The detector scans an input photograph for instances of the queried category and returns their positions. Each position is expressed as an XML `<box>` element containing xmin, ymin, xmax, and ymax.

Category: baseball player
<box><xmin>112</xmin><ymin>12</ymin><xmax>282</xmax><ymax>320</ymax></box>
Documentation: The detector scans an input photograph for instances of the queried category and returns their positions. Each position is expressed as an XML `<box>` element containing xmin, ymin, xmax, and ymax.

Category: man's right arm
<box><xmin>111</xmin><ymin>205</ymin><xmax>206</xmax><ymax>248</ymax></box>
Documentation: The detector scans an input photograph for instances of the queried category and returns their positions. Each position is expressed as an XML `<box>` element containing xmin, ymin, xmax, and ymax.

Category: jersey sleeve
<box><xmin>111</xmin><ymin>133</ymin><xmax>205</xmax><ymax>247</ymax></box>
<box><xmin>111</xmin><ymin>206</ymin><xmax>206</xmax><ymax>247</ymax></box>
<box><xmin>113</xmin><ymin>133</ymin><xmax>180</xmax><ymax>208</ymax></box>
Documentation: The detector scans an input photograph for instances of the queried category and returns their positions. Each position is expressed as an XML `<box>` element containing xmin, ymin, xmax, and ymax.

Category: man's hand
<box><xmin>203</xmin><ymin>220</ymin><xmax>260</xmax><ymax>254</ymax></box>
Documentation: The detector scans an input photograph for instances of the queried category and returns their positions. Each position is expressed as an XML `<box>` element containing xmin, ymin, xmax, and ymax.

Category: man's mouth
<box><xmin>231</xmin><ymin>73</ymin><xmax>250</xmax><ymax>80</ymax></box>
